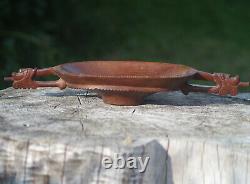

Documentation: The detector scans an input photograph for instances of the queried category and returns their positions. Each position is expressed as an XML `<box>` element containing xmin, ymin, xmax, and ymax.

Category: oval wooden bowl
<box><xmin>4</xmin><ymin>61</ymin><xmax>249</xmax><ymax>106</ymax></box>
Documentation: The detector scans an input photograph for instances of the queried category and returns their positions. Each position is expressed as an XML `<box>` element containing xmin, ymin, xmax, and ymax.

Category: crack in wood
<box><xmin>96</xmin><ymin>145</ymin><xmax>104</xmax><ymax>184</ymax></box>
<box><xmin>246</xmin><ymin>151</ymin><xmax>249</xmax><ymax>184</ymax></box>
<box><xmin>23</xmin><ymin>140</ymin><xmax>30</xmax><ymax>184</ymax></box>
<box><xmin>165</xmin><ymin>135</ymin><xmax>170</xmax><ymax>184</ymax></box>
<box><xmin>61</xmin><ymin>145</ymin><xmax>67</xmax><ymax>184</ymax></box>
<box><xmin>76</xmin><ymin>96</ymin><xmax>87</xmax><ymax>135</ymax></box>
<box><xmin>216</xmin><ymin>144</ymin><xmax>222</xmax><ymax>184</ymax></box>
<box><xmin>77</xmin><ymin>96</ymin><xmax>82</xmax><ymax>105</ymax></box>
<box><xmin>201</xmin><ymin>141</ymin><xmax>206</xmax><ymax>184</ymax></box>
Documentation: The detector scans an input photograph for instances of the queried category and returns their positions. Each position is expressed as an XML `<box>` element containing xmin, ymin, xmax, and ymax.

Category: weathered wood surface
<box><xmin>0</xmin><ymin>87</ymin><xmax>250</xmax><ymax>184</ymax></box>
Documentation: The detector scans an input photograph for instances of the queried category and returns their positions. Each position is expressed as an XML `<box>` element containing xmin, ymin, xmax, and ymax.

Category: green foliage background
<box><xmin>1</xmin><ymin>0</ymin><xmax>249</xmax><ymax>89</ymax></box>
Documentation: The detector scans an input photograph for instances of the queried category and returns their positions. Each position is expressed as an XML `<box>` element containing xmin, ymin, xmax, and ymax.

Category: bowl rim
<box><xmin>53</xmin><ymin>61</ymin><xmax>198</xmax><ymax>79</ymax></box>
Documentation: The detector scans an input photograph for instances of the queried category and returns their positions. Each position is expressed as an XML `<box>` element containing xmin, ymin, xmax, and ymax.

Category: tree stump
<box><xmin>0</xmin><ymin>87</ymin><xmax>249</xmax><ymax>184</ymax></box>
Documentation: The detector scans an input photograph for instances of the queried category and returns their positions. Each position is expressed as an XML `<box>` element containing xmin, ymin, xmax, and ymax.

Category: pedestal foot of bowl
<box><xmin>100</xmin><ymin>92</ymin><xmax>150</xmax><ymax>106</ymax></box>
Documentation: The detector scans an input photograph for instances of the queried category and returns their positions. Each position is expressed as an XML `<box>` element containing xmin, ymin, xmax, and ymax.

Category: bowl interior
<box><xmin>57</xmin><ymin>61</ymin><xmax>196</xmax><ymax>78</ymax></box>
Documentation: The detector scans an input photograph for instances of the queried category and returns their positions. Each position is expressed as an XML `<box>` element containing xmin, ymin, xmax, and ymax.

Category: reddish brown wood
<box><xmin>4</xmin><ymin>61</ymin><xmax>249</xmax><ymax>106</ymax></box>
<box><xmin>181</xmin><ymin>72</ymin><xmax>249</xmax><ymax>96</ymax></box>
<box><xmin>4</xmin><ymin>68</ymin><xmax>66</xmax><ymax>89</ymax></box>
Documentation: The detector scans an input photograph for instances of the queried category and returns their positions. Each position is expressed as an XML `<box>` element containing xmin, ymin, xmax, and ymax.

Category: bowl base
<box><xmin>101</xmin><ymin>92</ymin><xmax>150</xmax><ymax>106</ymax></box>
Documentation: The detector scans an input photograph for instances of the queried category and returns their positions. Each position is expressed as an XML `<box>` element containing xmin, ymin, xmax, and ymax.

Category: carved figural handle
<box><xmin>4</xmin><ymin>68</ymin><xmax>66</xmax><ymax>89</ymax></box>
<box><xmin>181</xmin><ymin>71</ymin><xmax>249</xmax><ymax>96</ymax></box>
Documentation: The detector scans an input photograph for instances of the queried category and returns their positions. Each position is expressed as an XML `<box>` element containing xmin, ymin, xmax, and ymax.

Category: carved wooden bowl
<box><xmin>4</xmin><ymin>61</ymin><xmax>249</xmax><ymax>106</ymax></box>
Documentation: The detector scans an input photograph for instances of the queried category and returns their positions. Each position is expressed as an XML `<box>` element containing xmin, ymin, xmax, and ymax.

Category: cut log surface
<box><xmin>0</xmin><ymin>87</ymin><xmax>250</xmax><ymax>184</ymax></box>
